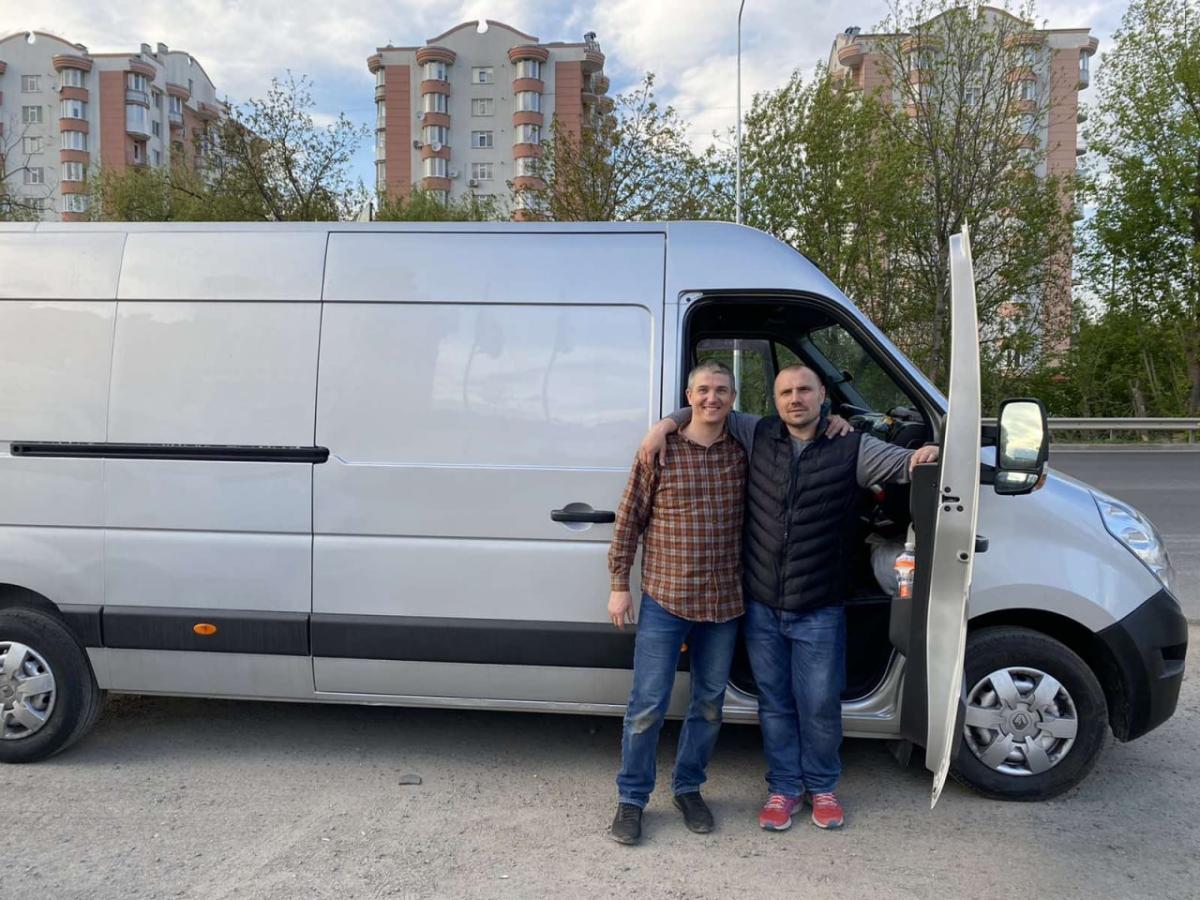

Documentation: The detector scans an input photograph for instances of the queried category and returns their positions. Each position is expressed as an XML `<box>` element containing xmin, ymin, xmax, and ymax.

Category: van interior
<box><xmin>683</xmin><ymin>296</ymin><xmax>934</xmax><ymax>702</ymax></box>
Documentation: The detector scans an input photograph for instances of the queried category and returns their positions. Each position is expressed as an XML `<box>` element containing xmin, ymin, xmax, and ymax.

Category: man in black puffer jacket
<box><xmin>643</xmin><ymin>364</ymin><xmax>937</xmax><ymax>831</ymax></box>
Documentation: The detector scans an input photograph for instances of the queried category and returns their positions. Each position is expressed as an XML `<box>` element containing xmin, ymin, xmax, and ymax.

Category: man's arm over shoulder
<box><xmin>857</xmin><ymin>434</ymin><xmax>940</xmax><ymax>486</ymax></box>
<box><xmin>607</xmin><ymin>454</ymin><xmax>660</xmax><ymax>592</ymax></box>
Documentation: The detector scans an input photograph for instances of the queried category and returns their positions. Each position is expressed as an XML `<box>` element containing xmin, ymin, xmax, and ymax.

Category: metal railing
<box><xmin>983</xmin><ymin>417</ymin><xmax>1200</xmax><ymax>443</ymax></box>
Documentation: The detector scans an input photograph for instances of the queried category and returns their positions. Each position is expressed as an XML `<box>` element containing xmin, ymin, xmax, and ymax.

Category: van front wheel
<box><xmin>0</xmin><ymin>607</ymin><xmax>104</xmax><ymax>764</ymax></box>
<box><xmin>950</xmin><ymin>626</ymin><xmax>1107</xmax><ymax>801</ymax></box>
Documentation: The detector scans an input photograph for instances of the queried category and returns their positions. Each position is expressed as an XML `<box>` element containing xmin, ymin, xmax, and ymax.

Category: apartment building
<box><xmin>0</xmin><ymin>30</ymin><xmax>225</xmax><ymax>221</ymax></box>
<box><xmin>368</xmin><ymin>20</ymin><xmax>611</xmax><ymax>211</ymax></box>
<box><xmin>827</xmin><ymin>7</ymin><xmax>1098</xmax><ymax>353</ymax></box>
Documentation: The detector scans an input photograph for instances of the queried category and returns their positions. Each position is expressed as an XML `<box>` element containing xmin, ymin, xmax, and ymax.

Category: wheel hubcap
<box><xmin>963</xmin><ymin>665</ymin><xmax>1078</xmax><ymax>776</ymax></box>
<box><xmin>0</xmin><ymin>641</ymin><xmax>57</xmax><ymax>741</ymax></box>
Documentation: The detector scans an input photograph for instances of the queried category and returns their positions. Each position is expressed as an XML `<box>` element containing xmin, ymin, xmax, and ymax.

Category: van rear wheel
<box><xmin>0</xmin><ymin>607</ymin><xmax>104</xmax><ymax>764</ymax></box>
<box><xmin>950</xmin><ymin>626</ymin><xmax>1107</xmax><ymax>801</ymax></box>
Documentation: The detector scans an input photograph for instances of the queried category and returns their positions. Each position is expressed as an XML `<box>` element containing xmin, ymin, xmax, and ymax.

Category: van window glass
<box><xmin>805</xmin><ymin>325</ymin><xmax>910</xmax><ymax>413</ymax></box>
<box><xmin>695</xmin><ymin>338</ymin><xmax>774</xmax><ymax>416</ymax></box>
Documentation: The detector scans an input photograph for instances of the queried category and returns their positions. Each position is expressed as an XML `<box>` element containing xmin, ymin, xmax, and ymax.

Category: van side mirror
<box><xmin>994</xmin><ymin>398</ymin><xmax>1049</xmax><ymax>496</ymax></box>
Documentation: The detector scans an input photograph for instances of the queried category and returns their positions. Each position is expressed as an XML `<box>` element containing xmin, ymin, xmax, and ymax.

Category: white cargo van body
<box><xmin>0</xmin><ymin>221</ymin><xmax>1186</xmax><ymax>803</ymax></box>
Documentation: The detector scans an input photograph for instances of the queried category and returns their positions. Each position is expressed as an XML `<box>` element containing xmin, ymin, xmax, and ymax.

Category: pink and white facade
<box><xmin>368</xmin><ymin>20</ymin><xmax>611</xmax><ymax>211</ymax></box>
<box><xmin>0</xmin><ymin>31</ymin><xmax>225</xmax><ymax>221</ymax></box>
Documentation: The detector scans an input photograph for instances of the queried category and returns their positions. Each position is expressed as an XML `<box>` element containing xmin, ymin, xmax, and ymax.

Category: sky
<box><xmin>0</xmin><ymin>0</ymin><xmax>1132</xmax><ymax>191</ymax></box>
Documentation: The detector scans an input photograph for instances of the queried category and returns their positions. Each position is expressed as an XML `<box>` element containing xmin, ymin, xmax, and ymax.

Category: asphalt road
<box><xmin>2</xmin><ymin>629</ymin><xmax>1197</xmax><ymax>900</ymax></box>
<box><xmin>1050</xmin><ymin>449</ymin><xmax>1200</xmax><ymax>621</ymax></box>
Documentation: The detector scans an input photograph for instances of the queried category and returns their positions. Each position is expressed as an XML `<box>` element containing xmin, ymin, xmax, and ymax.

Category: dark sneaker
<box><xmin>609</xmin><ymin>802</ymin><xmax>643</xmax><ymax>845</ymax></box>
<box><xmin>807</xmin><ymin>791</ymin><xmax>845</xmax><ymax>829</ymax></box>
<box><xmin>673</xmin><ymin>792</ymin><xmax>715</xmax><ymax>834</ymax></box>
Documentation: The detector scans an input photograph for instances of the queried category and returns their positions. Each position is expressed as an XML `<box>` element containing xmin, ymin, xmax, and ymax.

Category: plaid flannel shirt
<box><xmin>607</xmin><ymin>429</ymin><xmax>747</xmax><ymax>622</ymax></box>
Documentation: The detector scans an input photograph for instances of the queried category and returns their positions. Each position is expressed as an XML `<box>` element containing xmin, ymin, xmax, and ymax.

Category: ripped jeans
<box><xmin>615</xmin><ymin>593</ymin><xmax>740</xmax><ymax>808</ymax></box>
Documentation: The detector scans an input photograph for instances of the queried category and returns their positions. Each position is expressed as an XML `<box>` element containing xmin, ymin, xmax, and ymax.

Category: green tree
<box><xmin>91</xmin><ymin>72</ymin><xmax>368</xmax><ymax>222</ymax></box>
<box><xmin>527</xmin><ymin>73</ymin><xmax>725</xmax><ymax>221</ymax></box>
<box><xmin>375</xmin><ymin>187</ymin><xmax>502</xmax><ymax>221</ymax></box>
<box><xmin>873</xmin><ymin>0</ymin><xmax>1076</xmax><ymax>389</ymax></box>
<box><xmin>1080</xmin><ymin>0</ymin><xmax>1200</xmax><ymax>414</ymax></box>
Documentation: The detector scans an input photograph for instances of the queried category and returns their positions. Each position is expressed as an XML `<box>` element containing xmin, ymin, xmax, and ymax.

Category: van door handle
<box><xmin>551</xmin><ymin>508</ymin><xmax>616</xmax><ymax>524</ymax></box>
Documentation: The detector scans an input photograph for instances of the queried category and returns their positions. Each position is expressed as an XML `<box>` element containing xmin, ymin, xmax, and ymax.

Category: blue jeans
<box><xmin>615</xmin><ymin>594</ymin><xmax>740</xmax><ymax>808</ymax></box>
<box><xmin>744</xmin><ymin>600</ymin><xmax>846</xmax><ymax>795</ymax></box>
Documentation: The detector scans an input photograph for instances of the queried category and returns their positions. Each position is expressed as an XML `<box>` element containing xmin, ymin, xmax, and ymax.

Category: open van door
<box><xmin>894</xmin><ymin>224</ymin><xmax>982</xmax><ymax>808</ymax></box>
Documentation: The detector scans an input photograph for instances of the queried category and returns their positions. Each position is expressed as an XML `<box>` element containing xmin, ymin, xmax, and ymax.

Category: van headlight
<box><xmin>1092</xmin><ymin>491</ymin><xmax>1174</xmax><ymax>591</ymax></box>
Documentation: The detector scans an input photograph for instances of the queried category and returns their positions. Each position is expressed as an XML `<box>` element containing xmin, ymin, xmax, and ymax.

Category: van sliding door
<box><xmin>312</xmin><ymin>232</ymin><xmax>665</xmax><ymax>709</ymax></box>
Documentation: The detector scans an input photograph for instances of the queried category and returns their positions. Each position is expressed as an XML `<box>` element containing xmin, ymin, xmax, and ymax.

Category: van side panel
<box><xmin>314</xmin><ymin>232</ymin><xmax>665</xmax><ymax>702</ymax></box>
<box><xmin>0</xmin><ymin>234</ymin><xmax>121</xmax><ymax>623</ymax></box>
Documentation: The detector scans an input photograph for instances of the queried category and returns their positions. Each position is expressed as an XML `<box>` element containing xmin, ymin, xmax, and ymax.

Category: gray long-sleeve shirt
<box><xmin>668</xmin><ymin>408</ymin><xmax>915</xmax><ymax>487</ymax></box>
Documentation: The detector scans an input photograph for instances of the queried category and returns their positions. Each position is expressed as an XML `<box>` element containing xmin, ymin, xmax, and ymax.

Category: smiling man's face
<box><xmin>686</xmin><ymin>370</ymin><xmax>735</xmax><ymax>426</ymax></box>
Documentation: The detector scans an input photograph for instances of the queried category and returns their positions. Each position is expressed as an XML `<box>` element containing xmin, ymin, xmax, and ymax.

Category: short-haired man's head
<box><xmin>686</xmin><ymin>360</ymin><xmax>736</xmax><ymax>426</ymax></box>
<box><xmin>687</xmin><ymin>359</ymin><xmax>736</xmax><ymax>393</ymax></box>
<box><xmin>774</xmin><ymin>364</ymin><xmax>826</xmax><ymax>429</ymax></box>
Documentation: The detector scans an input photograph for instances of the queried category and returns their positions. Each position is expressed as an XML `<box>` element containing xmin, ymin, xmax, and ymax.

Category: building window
<box><xmin>376</xmin><ymin>130</ymin><xmax>386</xmax><ymax>158</ymax></box>
<box><xmin>375</xmin><ymin>68</ymin><xmax>386</xmax><ymax>87</ymax></box>
<box><xmin>471</xmin><ymin>162</ymin><xmax>494</xmax><ymax>181</ymax></box>
<box><xmin>431</xmin><ymin>190</ymin><xmax>449</xmax><ymax>204</ymax></box>
<box><xmin>376</xmin><ymin>161</ymin><xmax>386</xmax><ymax>188</ymax></box>
<box><xmin>376</xmin><ymin>100</ymin><xmax>386</xmax><ymax>126</ymax></box>
<box><xmin>1019</xmin><ymin>79</ymin><xmax>1036</xmax><ymax>102</ymax></box>
<box><xmin>471</xmin><ymin>130</ymin><xmax>493</xmax><ymax>149</ymax></box>
<box><xmin>152</xmin><ymin>120</ymin><xmax>161</xmax><ymax>137</ymax></box>
<box><xmin>422</xmin><ymin>156</ymin><xmax>447</xmax><ymax>178</ymax></box>
<box><xmin>152</xmin><ymin>149</ymin><xmax>161</xmax><ymax>166</ymax></box>
<box><xmin>126</xmin><ymin>104</ymin><xmax>149</xmax><ymax>134</ymax></box>
<box><xmin>169</xmin><ymin>95</ymin><xmax>184</xmax><ymax>116</ymax></box>
<box><xmin>1080</xmin><ymin>52</ymin><xmax>1090</xmax><ymax>78</ymax></box>
<box><xmin>472</xmin><ymin>67</ymin><xmax>494</xmax><ymax>84</ymax></box>
<box><xmin>61</xmin><ymin>130</ymin><xmax>88</xmax><ymax>151</ymax></box>
<box><xmin>423</xmin><ymin>60</ymin><xmax>448</xmax><ymax>81</ymax></box>
<box><xmin>516</xmin><ymin>59</ymin><xmax>541</xmax><ymax>80</ymax></box>
<box><xmin>21</xmin><ymin>106</ymin><xmax>43</xmax><ymax>125</ymax></box>
<box><xmin>60</xmin><ymin>68</ymin><xmax>85</xmax><ymax>88</ymax></box>
<box><xmin>61</xmin><ymin>98</ymin><xmax>87</xmax><ymax>119</ymax></box>
<box><xmin>514</xmin><ymin>123</ymin><xmax>541</xmax><ymax>144</ymax></box>
<box><xmin>22</xmin><ymin>136</ymin><xmax>43</xmax><ymax>154</ymax></box>
<box><xmin>515</xmin><ymin>156</ymin><xmax>538</xmax><ymax>177</ymax></box>
<box><xmin>64</xmin><ymin>193</ymin><xmax>89</xmax><ymax>213</ymax></box>
<box><xmin>132</xmin><ymin>143</ymin><xmax>143</xmax><ymax>163</ymax></box>
<box><xmin>24</xmin><ymin>167</ymin><xmax>45</xmax><ymax>185</ymax></box>
<box><xmin>516</xmin><ymin>91</ymin><xmax>541</xmax><ymax>113</ymax></box>
<box><xmin>471</xmin><ymin>97</ymin><xmax>494</xmax><ymax>117</ymax></box>
<box><xmin>423</xmin><ymin>124</ymin><xmax>448</xmax><ymax>146</ymax></box>
<box><xmin>29</xmin><ymin>197</ymin><xmax>53</xmax><ymax>212</ymax></box>
<box><xmin>422</xmin><ymin>92</ymin><xmax>448</xmax><ymax>114</ymax></box>
<box><xmin>152</xmin><ymin>89</ymin><xmax>162</xmax><ymax>109</ymax></box>
<box><xmin>62</xmin><ymin>161</ymin><xmax>86</xmax><ymax>182</ymax></box>
<box><xmin>188</xmin><ymin>78</ymin><xmax>194</xmax><ymax>94</ymax></box>
<box><xmin>127</xmin><ymin>72</ymin><xmax>150</xmax><ymax>93</ymax></box>
<box><xmin>21</xmin><ymin>75</ymin><xmax>41</xmax><ymax>92</ymax></box>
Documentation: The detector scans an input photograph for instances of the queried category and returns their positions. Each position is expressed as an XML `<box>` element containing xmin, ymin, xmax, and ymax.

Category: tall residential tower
<box><xmin>368</xmin><ymin>20</ymin><xmax>611</xmax><ymax>212</ymax></box>
<box><xmin>0</xmin><ymin>30</ymin><xmax>225</xmax><ymax>221</ymax></box>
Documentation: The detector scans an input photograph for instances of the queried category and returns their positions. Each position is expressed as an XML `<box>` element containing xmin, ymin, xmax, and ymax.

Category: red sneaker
<box><xmin>758</xmin><ymin>793</ymin><xmax>803</xmax><ymax>831</ymax></box>
<box><xmin>807</xmin><ymin>791</ymin><xmax>845</xmax><ymax>829</ymax></box>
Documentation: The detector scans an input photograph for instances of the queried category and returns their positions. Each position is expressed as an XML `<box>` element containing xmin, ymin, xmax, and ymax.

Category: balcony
<box><xmin>169</xmin><ymin>110</ymin><xmax>184</xmax><ymax>129</ymax></box>
<box><xmin>126</xmin><ymin>88</ymin><xmax>150</xmax><ymax>106</ymax></box>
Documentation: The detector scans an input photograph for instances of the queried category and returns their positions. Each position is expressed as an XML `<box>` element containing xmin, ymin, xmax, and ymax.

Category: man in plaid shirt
<box><xmin>605</xmin><ymin>360</ymin><xmax>748</xmax><ymax>844</ymax></box>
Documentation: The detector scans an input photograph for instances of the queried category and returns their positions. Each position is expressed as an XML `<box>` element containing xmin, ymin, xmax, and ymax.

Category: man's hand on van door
<box><xmin>638</xmin><ymin>419</ymin><xmax>676</xmax><ymax>467</ymax></box>
<box><xmin>825</xmin><ymin>415</ymin><xmax>852</xmax><ymax>438</ymax></box>
<box><xmin>609</xmin><ymin>591</ymin><xmax>635</xmax><ymax>629</ymax></box>
<box><xmin>909</xmin><ymin>445</ymin><xmax>940</xmax><ymax>471</ymax></box>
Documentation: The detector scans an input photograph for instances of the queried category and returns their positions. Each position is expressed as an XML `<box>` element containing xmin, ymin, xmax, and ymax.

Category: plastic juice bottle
<box><xmin>894</xmin><ymin>541</ymin><xmax>916</xmax><ymax>600</ymax></box>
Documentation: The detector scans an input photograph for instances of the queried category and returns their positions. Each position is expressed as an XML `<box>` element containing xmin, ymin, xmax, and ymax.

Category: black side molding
<box><xmin>103</xmin><ymin>606</ymin><xmax>310</xmax><ymax>655</ymax></box>
<box><xmin>312</xmin><ymin>614</ymin><xmax>641</xmax><ymax>669</ymax></box>
<box><xmin>11</xmin><ymin>443</ymin><xmax>329</xmax><ymax>464</ymax></box>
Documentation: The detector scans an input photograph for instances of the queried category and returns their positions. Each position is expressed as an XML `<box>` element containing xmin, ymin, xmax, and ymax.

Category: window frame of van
<box><xmin>677</xmin><ymin>291</ymin><xmax>944</xmax><ymax>430</ymax></box>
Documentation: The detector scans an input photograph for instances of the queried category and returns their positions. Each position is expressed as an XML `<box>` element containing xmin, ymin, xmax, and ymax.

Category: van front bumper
<box><xmin>1096</xmin><ymin>588</ymin><xmax>1188</xmax><ymax>741</ymax></box>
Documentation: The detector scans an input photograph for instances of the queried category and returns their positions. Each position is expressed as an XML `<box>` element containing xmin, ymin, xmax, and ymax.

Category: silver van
<box><xmin>0</xmin><ymin>221</ymin><xmax>1186</xmax><ymax>803</ymax></box>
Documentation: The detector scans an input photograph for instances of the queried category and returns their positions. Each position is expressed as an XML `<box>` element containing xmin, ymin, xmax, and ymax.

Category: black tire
<box><xmin>950</xmin><ymin>626</ymin><xmax>1107</xmax><ymax>801</ymax></box>
<box><xmin>0</xmin><ymin>607</ymin><xmax>104</xmax><ymax>764</ymax></box>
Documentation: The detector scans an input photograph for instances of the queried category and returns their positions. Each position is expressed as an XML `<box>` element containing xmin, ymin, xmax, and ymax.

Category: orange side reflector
<box><xmin>193</xmin><ymin>623</ymin><xmax>218</xmax><ymax>636</ymax></box>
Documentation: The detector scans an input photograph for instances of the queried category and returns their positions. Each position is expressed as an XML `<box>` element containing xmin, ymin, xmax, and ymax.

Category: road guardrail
<box><xmin>983</xmin><ymin>417</ymin><xmax>1200</xmax><ymax>443</ymax></box>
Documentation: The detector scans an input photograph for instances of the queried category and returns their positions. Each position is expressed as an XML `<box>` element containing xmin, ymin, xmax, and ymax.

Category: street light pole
<box><xmin>736</xmin><ymin>0</ymin><xmax>746</xmax><ymax>225</ymax></box>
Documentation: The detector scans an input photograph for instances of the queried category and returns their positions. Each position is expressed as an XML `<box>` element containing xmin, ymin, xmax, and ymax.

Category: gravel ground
<box><xmin>4</xmin><ymin>626</ymin><xmax>1198</xmax><ymax>900</ymax></box>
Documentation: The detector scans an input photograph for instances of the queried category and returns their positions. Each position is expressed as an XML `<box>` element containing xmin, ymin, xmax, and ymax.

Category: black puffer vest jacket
<box><xmin>742</xmin><ymin>417</ymin><xmax>863</xmax><ymax>613</ymax></box>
